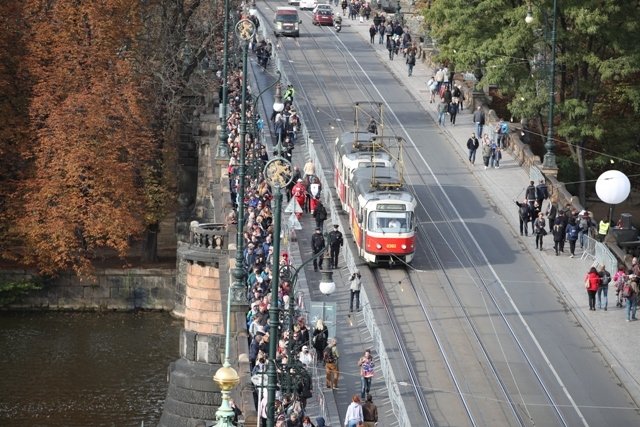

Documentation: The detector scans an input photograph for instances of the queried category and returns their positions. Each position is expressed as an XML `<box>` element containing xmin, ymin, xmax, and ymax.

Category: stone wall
<box><xmin>1</xmin><ymin>269</ymin><xmax>175</xmax><ymax>311</ymax></box>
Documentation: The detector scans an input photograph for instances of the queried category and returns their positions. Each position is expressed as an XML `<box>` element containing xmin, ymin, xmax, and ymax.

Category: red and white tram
<box><xmin>348</xmin><ymin>167</ymin><xmax>417</xmax><ymax>265</ymax></box>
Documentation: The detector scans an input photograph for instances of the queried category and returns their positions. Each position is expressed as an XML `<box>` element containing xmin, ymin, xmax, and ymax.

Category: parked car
<box><xmin>312</xmin><ymin>9</ymin><xmax>334</xmax><ymax>26</ymax></box>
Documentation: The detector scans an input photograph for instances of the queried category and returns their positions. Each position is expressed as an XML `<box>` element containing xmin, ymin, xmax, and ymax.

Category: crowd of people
<box><xmin>584</xmin><ymin>261</ymin><xmax>639</xmax><ymax>321</ymax></box>
<box><xmin>221</xmin><ymin>23</ymin><xmax>379</xmax><ymax>425</ymax></box>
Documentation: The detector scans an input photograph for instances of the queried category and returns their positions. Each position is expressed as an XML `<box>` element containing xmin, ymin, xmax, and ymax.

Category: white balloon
<box><xmin>595</xmin><ymin>170</ymin><xmax>631</xmax><ymax>205</ymax></box>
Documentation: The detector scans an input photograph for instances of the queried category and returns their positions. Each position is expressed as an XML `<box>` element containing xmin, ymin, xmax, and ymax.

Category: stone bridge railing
<box><xmin>183</xmin><ymin>221</ymin><xmax>228</xmax><ymax>264</ymax></box>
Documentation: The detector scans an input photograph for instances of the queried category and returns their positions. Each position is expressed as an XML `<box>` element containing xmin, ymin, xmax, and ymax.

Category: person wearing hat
<box><xmin>329</xmin><ymin>225</ymin><xmax>344</xmax><ymax>269</ymax></box>
<box><xmin>311</xmin><ymin>228</ymin><xmax>326</xmax><ymax>272</ymax></box>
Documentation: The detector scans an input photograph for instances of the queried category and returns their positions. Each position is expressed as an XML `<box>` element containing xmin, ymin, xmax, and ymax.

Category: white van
<box><xmin>299</xmin><ymin>0</ymin><xmax>317</xmax><ymax>10</ymax></box>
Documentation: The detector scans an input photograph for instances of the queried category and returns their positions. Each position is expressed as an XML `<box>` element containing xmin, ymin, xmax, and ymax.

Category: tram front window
<box><xmin>368</xmin><ymin>212</ymin><xmax>413</xmax><ymax>232</ymax></box>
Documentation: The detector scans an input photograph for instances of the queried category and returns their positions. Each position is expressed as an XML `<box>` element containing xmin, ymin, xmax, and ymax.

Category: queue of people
<box><xmin>223</xmin><ymin>29</ymin><xmax>383</xmax><ymax>425</ymax></box>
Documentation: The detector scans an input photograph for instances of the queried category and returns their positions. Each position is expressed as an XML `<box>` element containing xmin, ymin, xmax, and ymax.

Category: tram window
<box><xmin>368</xmin><ymin>212</ymin><xmax>412</xmax><ymax>232</ymax></box>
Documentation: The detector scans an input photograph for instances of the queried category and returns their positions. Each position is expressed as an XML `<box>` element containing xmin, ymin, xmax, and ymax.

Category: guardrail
<box><xmin>581</xmin><ymin>234</ymin><xmax>618</xmax><ymax>274</ymax></box>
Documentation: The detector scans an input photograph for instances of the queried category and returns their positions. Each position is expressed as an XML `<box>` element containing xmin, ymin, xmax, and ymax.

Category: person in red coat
<box><xmin>585</xmin><ymin>266</ymin><xmax>601</xmax><ymax>311</ymax></box>
<box><xmin>291</xmin><ymin>179</ymin><xmax>307</xmax><ymax>219</ymax></box>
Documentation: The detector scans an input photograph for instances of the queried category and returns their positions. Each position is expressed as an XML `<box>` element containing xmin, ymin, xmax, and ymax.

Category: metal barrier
<box><xmin>581</xmin><ymin>234</ymin><xmax>618</xmax><ymax>273</ymax></box>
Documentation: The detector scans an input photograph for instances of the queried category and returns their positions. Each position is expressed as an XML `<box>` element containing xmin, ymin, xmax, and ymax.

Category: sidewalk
<box><xmin>344</xmin><ymin>12</ymin><xmax>640</xmax><ymax>405</ymax></box>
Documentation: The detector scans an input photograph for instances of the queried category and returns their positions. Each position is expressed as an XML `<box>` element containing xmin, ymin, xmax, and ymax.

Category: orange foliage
<box><xmin>18</xmin><ymin>0</ymin><xmax>155</xmax><ymax>276</ymax></box>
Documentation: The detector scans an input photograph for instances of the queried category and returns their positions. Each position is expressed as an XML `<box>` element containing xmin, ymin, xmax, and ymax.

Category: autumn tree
<box><xmin>18</xmin><ymin>0</ymin><xmax>155</xmax><ymax>275</ymax></box>
<box><xmin>0</xmin><ymin>1</ymin><xmax>31</xmax><ymax>260</ymax></box>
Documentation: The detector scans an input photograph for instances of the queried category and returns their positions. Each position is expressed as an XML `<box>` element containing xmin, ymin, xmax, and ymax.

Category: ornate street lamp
<box><xmin>217</xmin><ymin>0</ymin><xmax>232</xmax><ymax>159</ymax></box>
<box><xmin>526</xmin><ymin>0</ymin><xmax>558</xmax><ymax>170</ymax></box>
<box><xmin>262</xmin><ymin>156</ymin><xmax>294</xmax><ymax>427</ymax></box>
<box><xmin>230</xmin><ymin>17</ymin><xmax>257</xmax><ymax>305</ymax></box>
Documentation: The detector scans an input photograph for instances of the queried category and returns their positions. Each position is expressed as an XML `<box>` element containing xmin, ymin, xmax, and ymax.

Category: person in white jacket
<box><xmin>344</xmin><ymin>395</ymin><xmax>364</xmax><ymax>427</ymax></box>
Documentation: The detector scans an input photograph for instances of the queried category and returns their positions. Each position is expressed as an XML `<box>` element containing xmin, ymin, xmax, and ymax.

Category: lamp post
<box><xmin>262</xmin><ymin>156</ymin><xmax>294</xmax><ymax>427</ymax></box>
<box><xmin>217</xmin><ymin>0</ymin><xmax>232</xmax><ymax>159</ymax></box>
<box><xmin>230</xmin><ymin>18</ymin><xmax>257</xmax><ymax>304</ymax></box>
<box><xmin>526</xmin><ymin>0</ymin><xmax>558</xmax><ymax>170</ymax></box>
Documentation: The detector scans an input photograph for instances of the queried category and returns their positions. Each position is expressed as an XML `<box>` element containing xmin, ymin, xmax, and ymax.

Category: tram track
<box><xmin>255</xmin><ymin>3</ymin><xmax>578</xmax><ymax>425</ymax></box>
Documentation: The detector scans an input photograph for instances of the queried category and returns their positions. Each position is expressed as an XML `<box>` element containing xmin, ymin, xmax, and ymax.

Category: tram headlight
<box><xmin>401</xmin><ymin>244</ymin><xmax>407</xmax><ymax>250</ymax></box>
<box><xmin>376</xmin><ymin>243</ymin><xmax>382</xmax><ymax>249</ymax></box>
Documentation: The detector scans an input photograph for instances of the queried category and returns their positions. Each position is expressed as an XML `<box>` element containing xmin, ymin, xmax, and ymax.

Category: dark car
<box><xmin>312</xmin><ymin>9</ymin><xmax>334</xmax><ymax>26</ymax></box>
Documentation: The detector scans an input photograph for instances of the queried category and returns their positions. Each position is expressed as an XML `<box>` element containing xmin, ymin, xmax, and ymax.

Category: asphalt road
<box><xmin>254</xmin><ymin>2</ymin><xmax>640</xmax><ymax>425</ymax></box>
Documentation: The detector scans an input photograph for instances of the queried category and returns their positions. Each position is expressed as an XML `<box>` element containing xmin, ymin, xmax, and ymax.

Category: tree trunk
<box><xmin>142</xmin><ymin>222</ymin><xmax>159</xmax><ymax>263</ymax></box>
<box><xmin>577</xmin><ymin>139</ymin><xmax>587</xmax><ymax>207</ymax></box>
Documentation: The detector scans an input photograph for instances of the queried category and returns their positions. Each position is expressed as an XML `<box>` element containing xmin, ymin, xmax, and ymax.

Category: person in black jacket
<box><xmin>525</xmin><ymin>180</ymin><xmax>537</xmax><ymax>208</ymax></box>
<box><xmin>328</xmin><ymin>225</ymin><xmax>344</xmax><ymax>269</ymax></box>
<box><xmin>515</xmin><ymin>199</ymin><xmax>531</xmax><ymax>236</ymax></box>
<box><xmin>313</xmin><ymin>200</ymin><xmax>328</xmax><ymax>230</ymax></box>
<box><xmin>467</xmin><ymin>133</ymin><xmax>479</xmax><ymax>164</ymax></box>
<box><xmin>311</xmin><ymin>228</ymin><xmax>325</xmax><ymax>271</ymax></box>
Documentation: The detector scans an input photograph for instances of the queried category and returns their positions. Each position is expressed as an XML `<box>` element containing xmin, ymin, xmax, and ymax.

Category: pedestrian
<box><xmin>344</xmin><ymin>395</ymin><xmax>364</xmax><ymax>427</ymax></box>
<box><xmin>427</xmin><ymin>76</ymin><xmax>437</xmax><ymax>103</ymax></box>
<box><xmin>437</xmin><ymin>101</ymin><xmax>447</xmax><ymax>126</ymax></box>
<box><xmin>313</xmin><ymin>200</ymin><xmax>328</xmax><ymax>230</ymax></box>
<box><xmin>311</xmin><ymin>228</ymin><xmax>325</xmax><ymax>272</ymax></box>
<box><xmin>302</xmin><ymin>416</ymin><xmax>315</xmax><ymax>427</ymax></box>
<box><xmin>350</xmin><ymin>270</ymin><xmax>362</xmax><ymax>312</ymax></box>
<box><xmin>491</xmin><ymin>145</ymin><xmax>502</xmax><ymax>168</ymax></box>
<box><xmin>598</xmin><ymin>265</ymin><xmax>611</xmax><ymax>310</ymax></box>
<box><xmin>362</xmin><ymin>394</ymin><xmax>378</xmax><ymax>427</ymax></box>
<box><xmin>624</xmin><ymin>276</ymin><xmax>639</xmax><ymax>321</ymax></box>
<box><xmin>312</xmin><ymin>319</ymin><xmax>329</xmax><ymax>359</ymax></box>
<box><xmin>473</xmin><ymin>106</ymin><xmax>485</xmax><ymax>137</ymax></box>
<box><xmin>299</xmin><ymin>345</ymin><xmax>313</xmax><ymax>367</ymax></box>
<box><xmin>369</xmin><ymin>24</ymin><xmax>376</xmax><ymax>43</ymax></box>
<box><xmin>598</xmin><ymin>216</ymin><xmax>610</xmax><ymax>242</ymax></box>
<box><xmin>467</xmin><ymin>133</ymin><xmax>479</xmax><ymax>164</ymax></box>
<box><xmin>407</xmin><ymin>51</ymin><xmax>416</xmax><ymax>76</ymax></box>
<box><xmin>552</xmin><ymin>219</ymin><xmax>565</xmax><ymax>256</ymax></box>
<box><xmin>386</xmin><ymin>35</ymin><xmax>395</xmax><ymax>60</ymax></box>
<box><xmin>481</xmin><ymin>135</ymin><xmax>492</xmax><ymax>169</ymax></box>
<box><xmin>546</xmin><ymin>197</ymin><xmax>557</xmax><ymax>233</ymax></box>
<box><xmin>378</xmin><ymin>21</ymin><xmax>385</xmax><ymax>44</ymax></box>
<box><xmin>525</xmin><ymin>180</ymin><xmax>537</xmax><ymax>208</ymax></box>
<box><xmin>515</xmin><ymin>199</ymin><xmax>531</xmax><ymax>236</ymax></box>
<box><xmin>449</xmin><ymin>101</ymin><xmax>458</xmax><ymax>125</ymax></box>
<box><xmin>614</xmin><ymin>264</ymin><xmax>627</xmax><ymax>307</ymax></box>
<box><xmin>565</xmin><ymin>217</ymin><xmax>579</xmax><ymax>257</ymax></box>
<box><xmin>584</xmin><ymin>266</ymin><xmax>601</xmax><ymax>311</ymax></box>
<box><xmin>329</xmin><ymin>224</ymin><xmax>344</xmax><ymax>269</ymax></box>
<box><xmin>534</xmin><ymin>212</ymin><xmax>546</xmax><ymax>250</ymax></box>
<box><xmin>535</xmin><ymin>179</ymin><xmax>549</xmax><ymax>207</ymax></box>
<box><xmin>323</xmin><ymin>338</ymin><xmax>340</xmax><ymax>389</ymax></box>
<box><xmin>358</xmin><ymin>349</ymin><xmax>375</xmax><ymax>399</ymax></box>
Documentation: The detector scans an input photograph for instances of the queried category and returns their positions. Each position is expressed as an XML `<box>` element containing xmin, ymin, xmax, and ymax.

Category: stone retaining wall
<box><xmin>1</xmin><ymin>269</ymin><xmax>175</xmax><ymax>311</ymax></box>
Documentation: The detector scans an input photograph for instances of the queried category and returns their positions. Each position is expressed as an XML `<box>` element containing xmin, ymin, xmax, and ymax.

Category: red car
<box><xmin>312</xmin><ymin>9</ymin><xmax>334</xmax><ymax>26</ymax></box>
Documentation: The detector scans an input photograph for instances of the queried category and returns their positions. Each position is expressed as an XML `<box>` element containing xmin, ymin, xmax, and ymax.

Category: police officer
<box><xmin>328</xmin><ymin>224</ymin><xmax>344</xmax><ymax>269</ymax></box>
<box><xmin>311</xmin><ymin>228</ymin><xmax>325</xmax><ymax>272</ymax></box>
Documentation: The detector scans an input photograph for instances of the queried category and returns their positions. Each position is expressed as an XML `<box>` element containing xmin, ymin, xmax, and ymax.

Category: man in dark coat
<box><xmin>311</xmin><ymin>228</ymin><xmax>325</xmax><ymax>271</ymax></box>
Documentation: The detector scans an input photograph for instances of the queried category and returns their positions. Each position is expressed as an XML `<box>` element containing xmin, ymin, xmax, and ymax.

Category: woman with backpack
<box><xmin>597</xmin><ymin>265</ymin><xmax>611</xmax><ymax>310</ymax></box>
<box><xmin>584</xmin><ymin>267</ymin><xmax>601</xmax><ymax>311</ymax></box>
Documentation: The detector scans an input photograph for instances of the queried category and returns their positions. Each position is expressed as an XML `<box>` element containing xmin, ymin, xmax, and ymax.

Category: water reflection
<box><xmin>0</xmin><ymin>311</ymin><xmax>181</xmax><ymax>426</ymax></box>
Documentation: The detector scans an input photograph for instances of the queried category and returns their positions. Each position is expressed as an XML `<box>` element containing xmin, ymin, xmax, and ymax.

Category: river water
<box><xmin>0</xmin><ymin>311</ymin><xmax>181</xmax><ymax>427</ymax></box>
